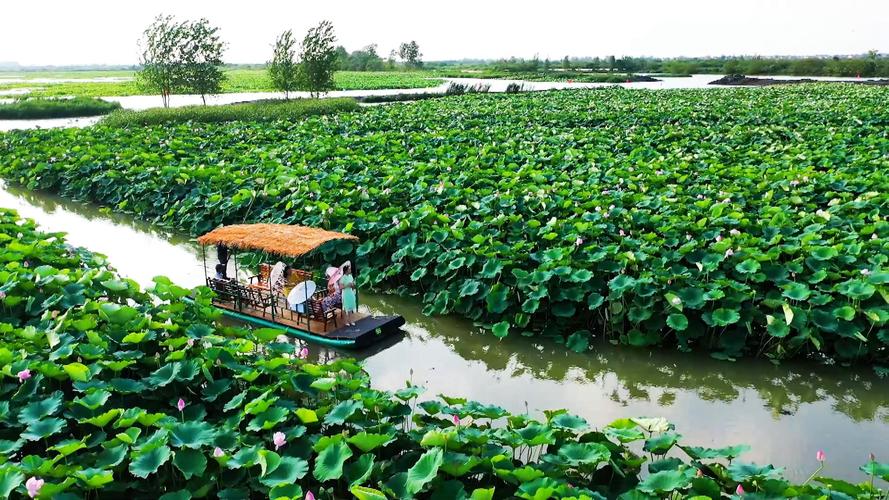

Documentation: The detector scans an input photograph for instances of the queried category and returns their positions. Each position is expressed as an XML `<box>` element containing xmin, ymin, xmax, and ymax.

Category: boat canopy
<box><xmin>196</xmin><ymin>224</ymin><xmax>359</xmax><ymax>258</ymax></box>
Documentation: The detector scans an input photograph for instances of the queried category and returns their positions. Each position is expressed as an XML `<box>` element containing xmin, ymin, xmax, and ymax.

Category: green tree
<box><xmin>562</xmin><ymin>55</ymin><xmax>572</xmax><ymax>70</ymax></box>
<box><xmin>179</xmin><ymin>18</ymin><xmax>226</xmax><ymax>105</ymax></box>
<box><xmin>137</xmin><ymin>14</ymin><xmax>188</xmax><ymax>107</ymax></box>
<box><xmin>296</xmin><ymin>20</ymin><xmax>337</xmax><ymax>98</ymax></box>
<box><xmin>398</xmin><ymin>41</ymin><xmax>423</xmax><ymax>69</ymax></box>
<box><xmin>268</xmin><ymin>29</ymin><xmax>299</xmax><ymax>99</ymax></box>
<box><xmin>137</xmin><ymin>15</ymin><xmax>225</xmax><ymax>107</ymax></box>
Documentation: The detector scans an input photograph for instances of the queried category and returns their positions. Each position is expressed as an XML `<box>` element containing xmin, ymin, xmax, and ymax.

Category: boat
<box><xmin>188</xmin><ymin>223</ymin><xmax>405</xmax><ymax>348</ymax></box>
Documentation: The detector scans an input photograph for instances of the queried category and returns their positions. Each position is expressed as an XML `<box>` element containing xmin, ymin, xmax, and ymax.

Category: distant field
<box><xmin>0</xmin><ymin>69</ymin><xmax>442</xmax><ymax>97</ymax></box>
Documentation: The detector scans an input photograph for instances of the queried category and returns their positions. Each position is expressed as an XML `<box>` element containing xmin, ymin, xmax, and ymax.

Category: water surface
<box><xmin>1</xmin><ymin>182</ymin><xmax>886</xmax><ymax>482</ymax></box>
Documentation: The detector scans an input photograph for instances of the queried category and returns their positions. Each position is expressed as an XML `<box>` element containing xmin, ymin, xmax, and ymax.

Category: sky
<box><xmin>1</xmin><ymin>0</ymin><xmax>887</xmax><ymax>66</ymax></box>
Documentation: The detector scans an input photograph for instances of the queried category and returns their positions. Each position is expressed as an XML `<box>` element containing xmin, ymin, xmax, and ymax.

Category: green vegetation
<box><xmin>100</xmin><ymin>97</ymin><xmax>358</xmax><ymax>126</ymax></box>
<box><xmin>432</xmin><ymin>52</ymin><xmax>889</xmax><ymax>78</ymax></box>
<box><xmin>1</xmin><ymin>86</ymin><xmax>887</xmax><ymax>364</ymax></box>
<box><xmin>0</xmin><ymin>70</ymin><xmax>441</xmax><ymax>98</ymax></box>
<box><xmin>1</xmin><ymin>208</ymin><xmax>886</xmax><ymax>499</ymax></box>
<box><xmin>0</xmin><ymin>97</ymin><xmax>121</xmax><ymax>119</ymax></box>
<box><xmin>434</xmin><ymin>69</ymin><xmax>653</xmax><ymax>83</ymax></box>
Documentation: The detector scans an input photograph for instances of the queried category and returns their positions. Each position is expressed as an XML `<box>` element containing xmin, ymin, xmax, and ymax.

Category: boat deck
<box><xmin>210</xmin><ymin>299</ymin><xmax>405</xmax><ymax>347</ymax></box>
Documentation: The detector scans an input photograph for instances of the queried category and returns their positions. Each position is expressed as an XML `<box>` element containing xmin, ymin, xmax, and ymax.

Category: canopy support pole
<box><xmin>201</xmin><ymin>245</ymin><xmax>207</xmax><ymax>285</ymax></box>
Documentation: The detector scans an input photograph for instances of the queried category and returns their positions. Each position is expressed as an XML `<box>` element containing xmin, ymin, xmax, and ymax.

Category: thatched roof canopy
<box><xmin>196</xmin><ymin>224</ymin><xmax>358</xmax><ymax>258</ymax></box>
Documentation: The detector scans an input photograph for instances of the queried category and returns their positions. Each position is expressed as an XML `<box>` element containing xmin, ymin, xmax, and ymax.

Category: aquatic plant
<box><xmin>1</xmin><ymin>208</ymin><xmax>886</xmax><ymax>499</ymax></box>
<box><xmin>0</xmin><ymin>97</ymin><xmax>120</xmax><ymax>119</ymax></box>
<box><xmin>0</xmin><ymin>86</ymin><xmax>887</xmax><ymax>363</ymax></box>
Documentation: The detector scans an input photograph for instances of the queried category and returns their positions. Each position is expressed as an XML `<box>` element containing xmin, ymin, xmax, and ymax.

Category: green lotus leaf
<box><xmin>74</xmin><ymin>389</ymin><xmax>112</xmax><ymax>410</ymax></box>
<box><xmin>552</xmin><ymin>301</ymin><xmax>576</xmax><ymax>317</ymax></box>
<box><xmin>556</xmin><ymin>442</ymin><xmax>611</xmax><ymax>467</ymax></box>
<box><xmin>470</xmin><ymin>488</ymin><xmax>495</xmax><ymax>500</ymax></box>
<box><xmin>0</xmin><ymin>470</ymin><xmax>24</xmax><ymax>499</ymax></box>
<box><xmin>486</xmin><ymin>283</ymin><xmax>510</xmax><ymax>313</ymax></box>
<box><xmin>608</xmin><ymin>274</ymin><xmax>637</xmax><ymax>296</ymax></box>
<box><xmin>325</xmin><ymin>400</ymin><xmax>363</xmax><ymax>426</ymax></box>
<box><xmin>350</xmin><ymin>486</ymin><xmax>388</xmax><ymax>500</ymax></box>
<box><xmin>727</xmin><ymin>461</ymin><xmax>784</xmax><ymax>482</ymax></box>
<box><xmin>833</xmin><ymin>306</ymin><xmax>856</xmax><ymax>321</ymax></box>
<box><xmin>19</xmin><ymin>390</ymin><xmax>63</xmax><ymax>424</ymax></box>
<box><xmin>170</xmin><ymin>421</ymin><xmax>218</xmax><ymax>449</ymax></box>
<box><xmin>311</xmin><ymin>377</ymin><xmax>337</xmax><ymax>391</ymax></box>
<box><xmin>22</xmin><ymin>417</ymin><xmax>66</xmax><ymax>441</ymax></box>
<box><xmin>837</xmin><ymin>280</ymin><xmax>875</xmax><ymax>300</ymax></box>
<box><xmin>129</xmin><ymin>445</ymin><xmax>172</xmax><ymax>478</ymax></box>
<box><xmin>345</xmin><ymin>454</ymin><xmax>375</xmax><ymax>487</ymax></box>
<box><xmin>666</xmin><ymin>313</ymin><xmax>688</xmax><ymax>331</ymax></box>
<box><xmin>458</xmin><ymin>279</ymin><xmax>481</xmax><ymax>297</ymax></box>
<box><xmin>406</xmin><ymin>448</ymin><xmax>444</xmax><ymax>495</ymax></box>
<box><xmin>314</xmin><ymin>440</ymin><xmax>353</xmax><ymax>482</ymax></box>
<box><xmin>735</xmin><ymin>259</ymin><xmax>760</xmax><ymax>274</ymax></box>
<box><xmin>637</xmin><ymin>469</ymin><xmax>694</xmax><ymax>494</ymax></box>
<box><xmin>565</xmin><ymin>330</ymin><xmax>589</xmax><ymax>353</ymax></box>
<box><xmin>63</xmin><ymin>362</ymin><xmax>91</xmax><ymax>382</ymax></box>
<box><xmin>550</xmin><ymin>412</ymin><xmax>589</xmax><ymax>431</ymax></box>
<box><xmin>643</xmin><ymin>432</ymin><xmax>681</xmax><ymax>454</ymax></box>
<box><xmin>246</xmin><ymin>406</ymin><xmax>290</xmax><ymax>431</ymax></box>
<box><xmin>810</xmin><ymin>246</ymin><xmax>838</xmax><ymax>260</ymax></box>
<box><xmin>492</xmin><ymin>321</ymin><xmax>510</xmax><ymax>339</ymax></box>
<box><xmin>261</xmin><ymin>456</ymin><xmax>309</xmax><ymax>487</ymax></box>
<box><xmin>711</xmin><ymin>308</ymin><xmax>741</xmax><ymax>326</ymax></box>
<box><xmin>587</xmin><ymin>293</ymin><xmax>605</xmax><ymax>309</ymax></box>
<box><xmin>782</xmin><ymin>282</ymin><xmax>810</xmax><ymax>301</ymax></box>
<box><xmin>74</xmin><ymin>468</ymin><xmax>114</xmax><ymax>488</ymax></box>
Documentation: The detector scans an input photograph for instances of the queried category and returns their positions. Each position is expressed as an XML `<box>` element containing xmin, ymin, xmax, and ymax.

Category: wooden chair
<box><xmin>307</xmin><ymin>297</ymin><xmax>338</xmax><ymax>331</ymax></box>
<box><xmin>207</xmin><ymin>278</ymin><xmax>241</xmax><ymax>309</ymax></box>
<box><xmin>242</xmin><ymin>285</ymin><xmax>277</xmax><ymax>319</ymax></box>
<box><xmin>248</xmin><ymin>263</ymin><xmax>272</xmax><ymax>289</ymax></box>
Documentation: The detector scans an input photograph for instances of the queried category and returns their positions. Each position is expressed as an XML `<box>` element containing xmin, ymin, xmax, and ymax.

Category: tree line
<box><xmin>138</xmin><ymin>15</ymin><xmax>423</xmax><ymax>106</ymax></box>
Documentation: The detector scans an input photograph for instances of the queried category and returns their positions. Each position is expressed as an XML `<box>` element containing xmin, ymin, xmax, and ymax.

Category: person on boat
<box><xmin>214</xmin><ymin>263</ymin><xmax>227</xmax><ymax>280</ymax></box>
<box><xmin>321</xmin><ymin>266</ymin><xmax>343</xmax><ymax>312</ymax></box>
<box><xmin>339</xmin><ymin>262</ymin><xmax>357</xmax><ymax>326</ymax></box>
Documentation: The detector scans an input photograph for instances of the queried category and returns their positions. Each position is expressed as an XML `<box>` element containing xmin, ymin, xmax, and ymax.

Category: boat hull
<box><xmin>183</xmin><ymin>296</ymin><xmax>405</xmax><ymax>348</ymax></box>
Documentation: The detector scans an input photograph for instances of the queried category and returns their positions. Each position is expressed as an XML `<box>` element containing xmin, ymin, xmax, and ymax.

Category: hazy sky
<box><xmin>2</xmin><ymin>0</ymin><xmax>887</xmax><ymax>66</ymax></box>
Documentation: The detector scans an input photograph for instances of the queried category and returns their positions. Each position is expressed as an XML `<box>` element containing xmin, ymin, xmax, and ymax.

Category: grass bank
<box><xmin>0</xmin><ymin>96</ymin><xmax>121</xmax><ymax>119</ymax></box>
<box><xmin>101</xmin><ymin>97</ymin><xmax>359</xmax><ymax>126</ymax></box>
<box><xmin>0</xmin><ymin>69</ymin><xmax>442</xmax><ymax>98</ymax></box>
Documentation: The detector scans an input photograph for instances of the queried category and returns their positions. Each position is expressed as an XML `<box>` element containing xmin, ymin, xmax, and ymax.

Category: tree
<box><xmin>333</xmin><ymin>45</ymin><xmax>350</xmax><ymax>70</ymax></box>
<box><xmin>138</xmin><ymin>15</ymin><xmax>187</xmax><ymax>107</ymax></box>
<box><xmin>562</xmin><ymin>56</ymin><xmax>572</xmax><ymax>70</ymax></box>
<box><xmin>179</xmin><ymin>18</ymin><xmax>226</xmax><ymax>105</ymax></box>
<box><xmin>398</xmin><ymin>41</ymin><xmax>422</xmax><ymax>69</ymax></box>
<box><xmin>137</xmin><ymin>14</ymin><xmax>225</xmax><ymax>107</ymax></box>
<box><xmin>296</xmin><ymin>20</ymin><xmax>337</xmax><ymax>97</ymax></box>
<box><xmin>387</xmin><ymin>49</ymin><xmax>397</xmax><ymax>70</ymax></box>
<box><xmin>268</xmin><ymin>30</ymin><xmax>299</xmax><ymax>99</ymax></box>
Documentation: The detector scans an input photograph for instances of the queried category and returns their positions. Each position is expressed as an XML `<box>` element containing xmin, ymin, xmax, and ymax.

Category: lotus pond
<box><xmin>2</xmin><ymin>199</ymin><xmax>889</xmax><ymax>499</ymax></box>
<box><xmin>0</xmin><ymin>177</ymin><xmax>888</xmax><ymax>485</ymax></box>
<box><xmin>1</xmin><ymin>85</ymin><xmax>886</xmax><ymax>364</ymax></box>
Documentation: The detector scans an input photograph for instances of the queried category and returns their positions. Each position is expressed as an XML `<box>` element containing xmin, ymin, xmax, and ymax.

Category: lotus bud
<box><xmin>725</xmin><ymin>248</ymin><xmax>734</xmax><ymax>257</ymax></box>
<box><xmin>177</xmin><ymin>398</ymin><xmax>186</xmax><ymax>412</ymax></box>
<box><xmin>452</xmin><ymin>414</ymin><xmax>460</xmax><ymax>426</ymax></box>
<box><xmin>816</xmin><ymin>449</ymin><xmax>826</xmax><ymax>462</ymax></box>
<box><xmin>861</xmin><ymin>269</ymin><xmax>871</xmax><ymax>276</ymax></box>
<box><xmin>273</xmin><ymin>431</ymin><xmax>286</xmax><ymax>450</ymax></box>
<box><xmin>213</xmin><ymin>447</ymin><xmax>225</xmax><ymax>457</ymax></box>
<box><xmin>735</xmin><ymin>484</ymin><xmax>745</xmax><ymax>495</ymax></box>
<box><xmin>17</xmin><ymin>369</ymin><xmax>31</xmax><ymax>382</ymax></box>
<box><xmin>575</xmin><ymin>238</ymin><xmax>583</xmax><ymax>247</ymax></box>
<box><xmin>729</xmin><ymin>229</ymin><xmax>740</xmax><ymax>236</ymax></box>
<box><xmin>306</xmin><ymin>492</ymin><xmax>316</xmax><ymax>500</ymax></box>
<box><xmin>26</xmin><ymin>477</ymin><xmax>44</xmax><ymax>499</ymax></box>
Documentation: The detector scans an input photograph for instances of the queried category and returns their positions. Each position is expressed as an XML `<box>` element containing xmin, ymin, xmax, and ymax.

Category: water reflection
<box><xmin>0</xmin><ymin>182</ymin><xmax>887</xmax><ymax>481</ymax></box>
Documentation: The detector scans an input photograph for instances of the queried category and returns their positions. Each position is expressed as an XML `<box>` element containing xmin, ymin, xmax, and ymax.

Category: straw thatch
<box><xmin>196</xmin><ymin>224</ymin><xmax>358</xmax><ymax>258</ymax></box>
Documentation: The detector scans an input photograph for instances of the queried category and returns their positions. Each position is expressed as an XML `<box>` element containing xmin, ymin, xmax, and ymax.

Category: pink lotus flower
<box><xmin>17</xmin><ymin>369</ymin><xmax>31</xmax><ymax>382</ymax></box>
<box><xmin>873</xmin><ymin>234</ymin><xmax>878</xmax><ymax>240</ymax></box>
<box><xmin>273</xmin><ymin>431</ymin><xmax>286</xmax><ymax>450</ymax></box>
<box><xmin>298</xmin><ymin>347</ymin><xmax>309</xmax><ymax>359</ymax></box>
<box><xmin>23</xmin><ymin>261</ymin><xmax>29</xmax><ymax>268</ymax></box>
<box><xmin>213</xmin><ymin>447</ymin><xmax>224</xmax><ymax>457</ymax></box>
<box><xmin>619</xmin><ymin>229</ymin><xmax>625</xmax><ymax>237</ymax></box>
<box><xmin>861</xmin><ymin>269</ymin><xmax>871</xmax><ymax>276</ymax></box>
<box><xmin>177</xmin><ymin>398</ymin><xmax>186</xmax><ymax>412</ymax></box>
<box><xmin>609</xmin><ymin>204</ymin><xmax>615</xmax><ymax>210</ymax></box>
<box><xmin>602</xmin><ymin>213</ymin><xmax>609</xmax><ymax>219</ymax></box>
<box><xmin>816</xmin><ymin>449</ymin><xmax>826</xmax><ymax>462</ymax></box>
<box><xmin>26</xmin><ymin>477</ymin><xmax>44</xmax><ymax>498</ymax></box>
<box><xmin>725</xmin><ymin>248</ymin><xmax>734</xmax><ymax>257</ymax></box>
<box><xmin>0</xmin><ymin>291</ymin><xmax>5</xmax><ymax>299</ymax></box>
<box><xmin>729</xmin><ymin>229</ymin><xmax>740</xmax><ymax>236</ymax></box>
<box><xmin>305</xmin><ymin>492</ymin><xmax>315</xmax><ymax>500</ymax></box>
<box><xmin>452</xmin><ymin>414</ymin><xmax>460</xmax><ymax>426</ymax></box>
<box><xmin>575</xmin><ymin>237</ymin><xmax>583</xmax><ymax>247</ymax></box>
<box><xmin>715</xmin><ymin>235</ymin><xmax>722</xmax><ymax>242</ymax></box>
<box><xmin>696</xmin><ymin>468</ymin><xmax>703</xmax><ymax>477</ymax></box>
<box><xmin>187</xmin><ymin>338</ymin><xmax>195</xmax><ymax>347</ymax></box>
<box><xmin>735</xmin><ymin>484</ymin><xmax>745</xmax><ymax>496</ymax></box>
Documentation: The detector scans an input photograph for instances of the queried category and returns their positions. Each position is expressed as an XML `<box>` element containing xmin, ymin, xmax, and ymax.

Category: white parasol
<box><xmin>288</xmin><ymin>280</ymin><xmax>317</xmax><ymax>313</ymax></box>
<box><xmin>269</xmin><ymin>261</ymin><xmax>287</xmax><ymax>292</ymax></box>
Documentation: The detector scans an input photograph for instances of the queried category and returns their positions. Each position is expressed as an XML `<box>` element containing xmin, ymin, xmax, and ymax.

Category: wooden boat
<box><xmin>190</xmin><ymin>223</ymin><xmax>405</xmax><ymax>348</ymax></box>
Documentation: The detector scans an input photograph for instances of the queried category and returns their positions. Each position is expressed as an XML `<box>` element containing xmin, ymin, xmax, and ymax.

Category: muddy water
<box><xmin>1</xmin><ymin>182</ymin><xmax>887</xmax><ymax>482</ymax></box>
